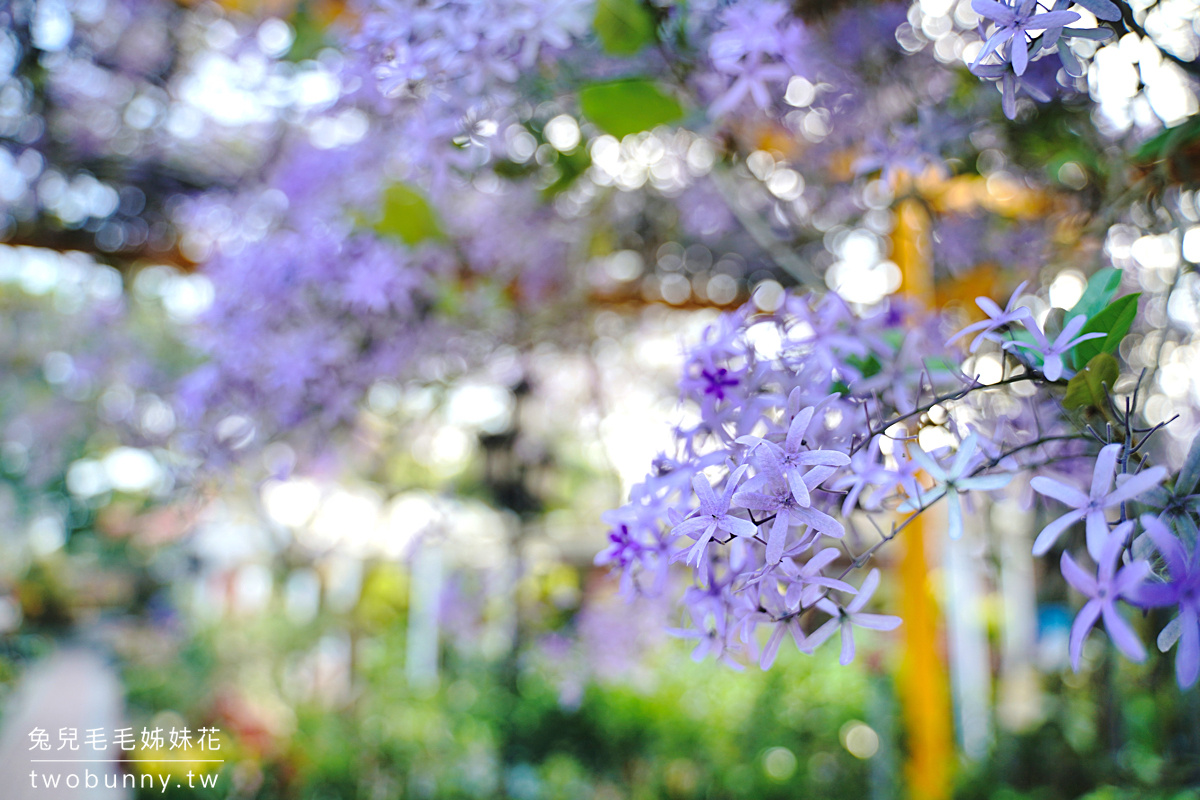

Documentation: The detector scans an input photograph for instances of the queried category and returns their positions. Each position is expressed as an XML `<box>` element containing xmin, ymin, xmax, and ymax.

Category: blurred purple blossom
<box><xmin>1061</xmin><ymin>520</ymin><xmax>1150</xmax><ymax>669</ymax></box>
<box><xmin>806</xmin><ymin>569</ymin><xmax>901</xmax><ymax>665</ymax></box>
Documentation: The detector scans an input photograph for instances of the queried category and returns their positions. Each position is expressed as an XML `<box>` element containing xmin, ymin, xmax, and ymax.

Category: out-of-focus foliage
<box><xmin>117</xmin><ymin>601</ymin><xmax>880</xmax><ymax>800</ymax></box>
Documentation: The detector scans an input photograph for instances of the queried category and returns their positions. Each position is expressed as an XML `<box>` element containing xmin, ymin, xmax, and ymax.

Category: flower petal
<box><xmin>1158</xmin><ymin>615</ymin><xmax>1183</xmax><ymax>652</ymax></box>
<box><xmin>686</xmin><ymin>523</ymin><xmax>718</xmax><ymax>566</ymax></box>
<box><xmin>1069</xmin><ymin>600</ymin><xmax>1102</xmax><ymax>671</ymax></box>
<box><xmin>853</xmin><ymin>612</ymin><xmax>902</xmax><ymax>631</ymax></box>
<box><xmin>848</xmin><ymin>568</ymin><xmax>881</xmax><ymax>612</ymax></box>
<box><xmin>720</xmin><ymin>514</ymin><xmax>761</xmax><ymax>539</ymax></box>
<box><xmin>1105</xmin><ymin>466</ymin><xmax>1169</xmax><ymax>507</ymax></box>
<box><xmin>1011</xmin><ymin>37</ymin><xmax>1029</xmax><ymax>75</ymax></box>
<box><xmin>1086</xmin><ymin>509</ymin><xmax>1112</xmax><ymax>564</ymax></box>
<box><xmin>1061</xmin><ymin>551</ymin><xmax>1098</xmax><ymax>596</ymax></box>
<box><xmin>909</xmin><ymin>445</ymin><xmax>947</xmax><ymax>483</ymax></box>
<box><xmin>765</xmin><ymin>513</ymin><xmax>789</xmax><ymax>564</ymax></box>
<box><xmin>805</xmin><ymin>617</ymin><xmax>839</xmax><ymax>654</ymax></box>
<box><xmin>946</xmin><ymin>490</ymin><xmax>964</xmax><ymax>541</ymax></box>
<box><xmin>1042</xmin><ymin>352</ymin><xmax>1064</xmax><ymax>381</ymax></box>
<box><xmin>1031</xmin><ymin>475</ymin><xmax>1088</xmax><ymax>508</ymax></box>
<box><xmin>839</xmin><ymin>621</ymin><xmax>856</xmax><ymax>665</ymax></box>
<box><xmin>1176</xmin><ymin>606</ymin><xmax>1200</xmax><ymax>689</ymax></box>
<box><xmin>786</xmin><ymin>406</ymin><xmax>815</xmax><ymax>453</ymax></box>
<box><xmin>1032</xmin><ymin>510</ymin><xmax>1084</xmax><ymax>556</ymax></box>
<box><xmin>787</xmin><ymin>469</ymin><xmax>812</xmax><ymax>509</ymax></box>
<box><xmin>760</xmin><ymin>624</ymin><xmax>787</xmax><ymax>670</ymax></box>
<box><xmin>791</xmin><ymin>505</ymin><xmax>845</xmax><ymax>539</ymax></box>
<box><xmin>972</xmin><ymin>0</ymin><xmax>1018</xmax><ymax>23</ymax></box>
<box><xmin>1102</xmin><ymin>602</ymin><xmax>1147</xmax><ymax>663</ymax></box>
<box><xmin>958</xmin><ymin>473</ymin><xmax>1013</xmax><ymax>492</ymax></box>
<box><xmin>1091</xmin><ymin>444</ymin><xmax>1122</xmax><ymax>499</ymax></box>
<box><xmin>693</xmin><ymin>473</ymin><xmax>718</xmax><ymax>513</ymax></box>
<box><xmin>949</xmin><ymin>434</ymin><xmax>980</xmax><ymax>479</ymax></box>
<box><xmin>1142</xmin><ymin>513</ymin><xmax>1188</xmax><ymax>579</ymax></box>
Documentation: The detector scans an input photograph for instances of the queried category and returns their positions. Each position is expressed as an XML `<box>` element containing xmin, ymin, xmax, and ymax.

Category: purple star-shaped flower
<box><xmin>971</xmin><ymin>0</ymin><xmax>1079</xmax><ymax>75</ymax></box>
<box><xmin>737</xmin><ymin>398</ymin><xmax>850</xmax><ymax>509</ymax></box>
<box><xmin>897</xmin><ymin>434</ymin><xmax>1012</xmax><ymax>540</ymax></box>
<box><xmin>1061</xmin><ymin>520</ymin><xmax>1150</xmax><ymax>670</ymax></box>
<box><xmin>1130</xmin><ymin>514</ymin><xmax>1200</xmax><ymax>688</ymax></box>
<box><xmin>1030</xmin><ymin>444</ymin><xmax>1168</xmax><ymax>559</ymax></box>
<box><xmin>946</xmin><ymin>280</ymin><xmax>1034</xmax><ymax>353</ymax></box>
<box><xmin>831</xmin><ymin>436</ymin><xmax>897</xmax><ymax>517</ymax></box>
<box><xmin>742</xmin><ymin>577</ymin><xmax>812</xmax><ymax>669</ymax></box>
<box><xmin>734</xmin><ymin>454</ymin><xmax>845</xmax><ymax>564</ymax></box>
<box><xmin>671</xmin><ymin>465</ymin><xmax>757</xmax><ymax>566</ymax></box>
<box><xmin>971</xmin><ymin>48</ymin><xmax>1054</xmax><ymax>120</ymax></box>
<box><xmin>1003</xmin><ymin>313</ymin><xmax>1104</xmax><ymax>382</ymax></box>
<box><xmin>805</xmin><ymin>569</ymin><xmax>901</xmax><ymax>665</ymax></box>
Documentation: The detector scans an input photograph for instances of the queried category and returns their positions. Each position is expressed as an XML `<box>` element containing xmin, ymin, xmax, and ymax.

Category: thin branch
<box><xmin>848</xmin><ymin>371</ymin><xmax>1039</xmax><ymax>455</ymax></box>
<box><xmin>969</xmin><ymin>434</ymin><xmax>1089</xmax><ymax>476</ymax></box>
<box><xmin>709</xmin><ymin>165</ymin><xmax>824</xmax><ymax>289</ymax></box>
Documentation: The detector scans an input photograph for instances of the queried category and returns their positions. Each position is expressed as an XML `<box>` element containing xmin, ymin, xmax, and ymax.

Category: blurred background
<box><xmin>1</xmin><ymin>0</ymin><xmax>1199</xmax><ymax>798</ymax></box>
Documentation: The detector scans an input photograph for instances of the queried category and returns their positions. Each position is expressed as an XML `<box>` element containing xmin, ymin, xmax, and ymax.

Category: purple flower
<box><xmin>806</xmin><ymin>569</ymin><xmax>901</xmax><ymax>665</ymax></box>
<box><xmin>737</xmin><ymin>396</ymin><xmax>851</xmax><ymax>508</ymax></box>
<box><xmin>595</xmin><ymin>493</ymin><xmax>672</xmax><ymax>599</ymax></box>
<box><xmin>734</xmin><ymin>454</ymin><xmax>845</xmax><ymax>563</ymax></box>
<box><xmin>971</xmin><ymin>0</ymin><xmax>1079</xmax><ymax>76</ymax></box>
<box><xmin>671</xmin><ymin>465</ymin><xmax>757</xmax><ymax>566</ymax></box>
<box><xmin>706</xmin><ymin>0</ymin><xmax>806</xmax><ymax>117</ymax></box>
<box><xmin>1130</xmin><ymin>514</ymin><xmax>1200</xmax><ymax>688</ymax></box>
<box><xmin>897</xmin><ymin>434</ymin><xmax>1012</xmax><ymax>539</ymax></box>
<box><xmin>971</xmin><ymin>49</ymin><xmax>1055</xmax><ymax>119</ymax></box>
<box><xmin>1030</xmin><ymin>444</ymin><xmax>1168</xmax><ymax>559</ymax></box>
<box><xmin>785</xmin><ymin>546</ymin><xmax>859</xmax><ymax>609</ymax></box>
<box><xmin>670</xmin><ymin>590</ymin><xmax>746</xmax><ymax>670</ymax></box>
<box><xmin>831</xmin><ymin>436</ymin><xmax>898</xmax><ymax>517</ymax></box>
<box><xmin>1141</xmin><ymin>435</ymin><xmax>1200</xmax><ymax>544</ymax></box>
<box><xmin>1061</xmin><ymin>520</ymin><xmax>1150</xmax><ymax>670</ymax></box>
<box><xmin>946</xmin><ymin>280</ymin><xmax>1034</xmax><ymax>353</ymax></box>
<box><xmin>851</xmin><ymin>110</ymin><xmax>958</xmax><ymax>183</ymax></box>
<box><xmin>756</xmin><ymin>608</ymin><xmax>808</xmax><ymax>670</ymax></box>
<box><xmin>1003</xmin><ymin>313</ymin><xmax>1104</xmax><ymax>381</ymax></box>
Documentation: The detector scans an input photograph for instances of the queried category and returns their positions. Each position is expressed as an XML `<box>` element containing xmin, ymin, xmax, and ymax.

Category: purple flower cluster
<box><xmin>1031</xmin><ymin>442</ymin><xmax>1200</xmax><ymax>687</ymax></box>
<box><xmin>346</xmin><ymin>0</ymin><xmax>590</xmax><ymax>105</ymax></box>
<box><xmin>950</xmin><ymin>281</ymin><xmax>1102</xmax><ymax>381</ymax></box>
<box><xmin>175</xmin><ymin>0</ymin><xmax>584</xmax><ymax>452</ymax></box>
<box><xmin>600</xmin><ymin>291</ymin><xmax>965</xmax><ymax>667</ymax></box>
<box><xmin>178</xmin><ymin>230</ymin><xmax>443</xmax><ymax>443</ymax></box>
<box><xmin>705</xmin><ymin>0</ymin><xmax>809</xmax><ymax>118</ymax></box>
<box><xmin>967</xmin><ymin>0</ymin><xmax>1119</xmax><ymax>118</ymax></box>
<box><xmin>601</xmin><ymin>282</ymin><xmax>1188</xmax><ymax>681</ymax></box>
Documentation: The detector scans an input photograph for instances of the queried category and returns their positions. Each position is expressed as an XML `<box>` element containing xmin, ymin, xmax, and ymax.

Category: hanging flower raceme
<box><xmin>602</xmin><ymin>276</ymin><xmax>1185</xmax><ymax>680</ymax></box>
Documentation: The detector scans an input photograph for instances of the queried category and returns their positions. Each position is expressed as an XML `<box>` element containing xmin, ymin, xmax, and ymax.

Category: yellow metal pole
<box><xmin>893</xmin><ymin>197</ymin><xmax>954</xmax><ymax>800</ymax></box>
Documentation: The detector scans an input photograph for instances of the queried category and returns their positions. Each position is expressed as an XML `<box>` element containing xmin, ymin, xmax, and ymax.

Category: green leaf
<box><xmin>1067</xmin><ymin>268</ymin><xmax>1121</xmax><ymax>320</ymax></box>
<box><xmin>1133</xmin><ymin>115</ymin><xmax>1200</xmax><ymax>164</ymax></box>
<box><xmin>372</xmin><ymin>183</ymin><xmax>443</xmax><ymax>246</ymax></box>
<box><xmin>1070</xmin><ymin>293</ymin><xmax>1140</xmax><ymax>369</ymax></box>
<box><xmin>579</xmin><ymin>79</ymin><xmax>684</xmax><ymax>139</ymax></box>
<box><xmin>494</xmin><ymin>159</ymin><xmax>537</xmax><ymax>180</ymax></box>
<box><xmin>285</xmin><ymin>7</ymin><xmax>327</xmax><ymax>62</ymax></box>
<box><xmin>542</xmin><ymin>145</ymin><xmax>592</xmax><ymax>199</ymax></box>
<box><xmin>1063</xmin><ymin>352</ymin><xmax>1119</xmax><ymax>411</ymax></box>
<box><xmin>594</xmin><ymin>0</ymin><xmax>656</xmax><ymax>55</ymax></box>
<box><xmin>844</xmin><ymin>353</ymin><xmax>882</xmax><ymax>380</ymax></box>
